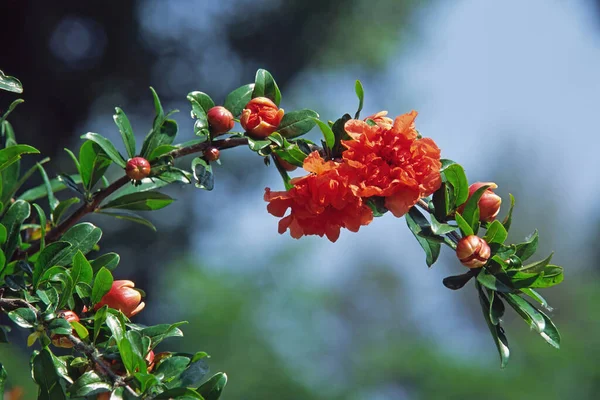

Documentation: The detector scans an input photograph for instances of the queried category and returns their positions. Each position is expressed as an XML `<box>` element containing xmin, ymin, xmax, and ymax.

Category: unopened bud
<box><xmin>204</xmin><ymin>146</ymin><xmax>220</xmax><ymax>162</ymax></box>
<box><xmin>207</xmin><ymin>106</ymin><xmax>235</xmax><ymax>135</ymax></box>
<box><xmin>125</xmin><ymin>157</ymin><xmax>151</xmax><ymax>181</ymax></box>
<box><xmin>456</xmin><ymin>235</ymin><xmax>491</xmax><ymax>268</ymax></box>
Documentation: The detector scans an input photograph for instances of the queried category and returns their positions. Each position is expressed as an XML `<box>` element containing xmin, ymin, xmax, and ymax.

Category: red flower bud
<box><xmin>94</xmin><ymin>280</ymin><xmax>145</xmax><ymax>318</ymax></box>
<box><xmin>274</xmin><ymin>154</ymin><xmax>297</xmax><ymax>172</ymax></box>
<box><xmin>458</xmin><ymin>182</ymin><xmax>502</xmax><ymax>223</ymax></box>
<box><xmin>125</xmin><ymin>157</ymin><xmax>151</xmax><ymax>181</ymax></box>
<box><xmin>204</xmin><ymin>146</ymin><xmax>220</xmax><ymax>162</ymax></box>
<box><xmin>456</xmin><ymin>235</ymin><xmax>491</xmax><ymax>268</ymax></box>
<box><xmin>207</xmin><ymin>106</ymin><xmax>235</xmax><ymax>135</ymax></box>
<box><xmin>240</xmin><ymin>97</ymin><xmax>284</xmax><ymax>139</ymax></box>
<box><xmin>51</xmin><ymin>310</ymin><xmax>80</xmax><ymax>348</ymax></box>
<box><xmin>146</xmin><ymin>350</ymin><xmax>155</xmax><ymax>372</ymax></box>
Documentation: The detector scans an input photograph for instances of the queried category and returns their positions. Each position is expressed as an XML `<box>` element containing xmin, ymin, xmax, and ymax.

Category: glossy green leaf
<box><xmin>488</xmin><ymin>289</ymin><xmax>505</xmax><ymax>325</ymax></box>
<box><xmin>33</xmin><ymin>241</ymin><xmax>71</xmax><ymax>287</ymax></box>
<box><xmin>0</xmin><ymin>70</ymin><xmax>23</xmax><ymax>93</ymax></box>
<box><xmin>406</xmin><ymin>207</ymin><xmax>441</xmax><ymax>267</ymax></box>
<box><xmin>52</xmin><ymin>197</ymin><xmax>80</xmax><ymax>225</ymax></box>
<box><xmin>70</xmin><ymin>320</ymin><xmax>89</xmax><ymax>339</ymax></box>
<box><xmin>313</xmin><ymin>118</ymin><xmax>335</xmax><ymax>150</ymax></box>
<box><xmin>142</xmin><ymin>322</ymin><xmax>186</xmax><ymax>348</ymax></box>
<box><xmin>515</xmin><ymin>230</ymin><xmax>539</xmax><ymax>262</ymax></box>
<box><xmin>462</xmin><ymin>184</ymin><xmax>490</xmax><ymax>233</ymax></box>
<box><xmin>191</xmin><ymin>103</ymin><xmax>209</xmax><ymax>137</ymax></box>
<box><xmin>91</xmin><ymin>267</ymin><xmax>113</xmax><ymax>305</ymax></box>
<box><xmin>113</xmin><ymin>107</ymin><xmax>136</xmax><ymax>159</ymax></box>
<box><xmin>71</xmin><ymin>250</ymin><xmax>94</xmax><ymax>286</ymax></box>
<box><xmin>48</xmin><ymin>318</ymin><xmax>72</xmax><ymax>336</ymax></box>
<box><xmin>502</xmin><ymin>193</ymin><xmax>515</xmax><ymax>231</ymax></box>
<box><xmin>175</xmin><ymin>357</ymin><xmax>210</xmax><ymax>388</ymax></box>
<box><xmin>141</xmin><ymin>119</ymin><xmax>178</xmax><ymax>159</ymax></box>
<box><xmin>69</xmin><ymin>370</ymin><xmax>111</xmax><ymax>397</ymax></box>
<box><xmin>454</xmin><ymin>212</ymin><xmax>473</xmax><ymax>237</ymax></box>
<box><xmin>520</xmin><ymin>251</ymin><xmax>553</xmax><ymax>274</ymax></box>
<box><xmin>18</xmin><ymin>174</ymin><xmax>83</xmax><ymax>202</ymax></box>
<box><xmin>57</xmin><ymin>173</ymin><xmax>83</xmax><ymax>195</ymax></box>
<box><xmin>529</xmin><ymin>265</ymin><xmax>564</xmax><ymax>288</ymax></box>
<box><xmin>53</xmin><ymin>223</ymin><xmax>102</xmax><ymax>266</ymax></box>
<box><xmin>253</xmin><ymin>69</ymin><xmax>281</xmax><ymax>105</ymax></box>
<box><xmin>101</xmin><ymin>191</ymin><xmax>174</xmax><ymax>211</ymax></box>
<box><xmin>442</xmin><ymin>271</ymin><xmax>476</xmax><ymax>290</ymax></box>
<box><xmin>63</xmin><ymin>147</ymin><xmax>80</xmax><ymax>172</ymax></box>
<box><xmin>520</xmin><ymin>288</ymin><xmax>550</xmax><ymax>309</ymax></box>
<box><xmin>97</xmin><ymin>210</ymin><xmax>157</xmax><ymax>231</ymax></box>
<box><xmin>477</xmin><ymin>268</ymin><xmax>514</xmax><ymax>293</ymax></box>
<box><xmin>0</xmin><ymin>224</ymin><xmax>6</xmax><ymax>245</ymax></box>
<box><xmin>33</xmin><ymin>348</ymin><xmax>67</xmax><ymax>399</ymax></box>
<box><xmin>93</xmin><ymin>305</ymin><xmax>108</xmax><ymax>343</ymax></box>
<box><xmin>155</xmin><ymin>355</ymin><xmax>191</xmax><ymax>385</ymax></box>
<box><xmin>431</xmin><ymin>182</ymin><xmax>451</xmax><ymax>220</ymax></box>
<box><xmin>8</xmin><ymin>307</ymin><xmax>37</xmax><ymax>328</ymax></box>
<box><xmin>430</xmin><ymin>215</ymin><xmax>458</xmax><ymax>235</ymax></box>
<box><xmin>79</xmin><ymin>140</ymin><xmax>112</xmax><ymax>191</ymax></box>
<box><xmin>90</xmin><ymin>253</ymin><xmax>120</xmax><ymax>274</ymax></box>
<box><xmin>198</xmin><ymin>373</ymin><xmax>227</xmax><ymax>400</ymax></box>
<box><xmin>32</xmin><ymin>203</ymin><xmax>47</xmax><ymax>250</ymax></box>
<box><xmin>192</xmin><ymin>157</ymin><xmax>214</xmax><ymax>191</ymax></box>
<box><xmin>484</xmin><ymin>220</ymin><xmax>508</xmax><ymax>244</ymax></box>
<box><xmin>150</xmin><ymin>87</ymin><xmax>165</xmax><ymax>129</ymax></box>
<box><xmin>52</xmin><ymin>271</ymin><xmax>74</xmax><ymax>309</ymax></box>
<box><xmin>81</xmin><ymin>132</ymin><xmax>126</xmax><ymax>168</ymax></box>
<box><xmin>187</xmin><ymin>91</ymin><xmax>215</xmax><ymax>113</ymax></box>
<box><xmin>121</xmin><ymin>330</ymin><xmax>146</xmax><ymax>374</ymax></box>
<box><xmin>502</xmin><ymin>292</ymin><xmax>546</xmax><ymax>332</ymax></box>
<box><xmin>277</xmin><ymin>109</ymin><xmax>318</xmax><ymax>139</ymax></box>
<box><xmin>1</xmin><ymin>200</ymin><xmax>30</xmax><ymax>261</ymax></box>
<box><xmin>476</xmin><ymin>283</ymin><xmax>510</xmax><ymax>368</ymax></box>
<box><xmin>354</xmin><ymin>80</ymin><xmax>364</xmax><ymax>119</ymax></box>
<box><xmin>149</xmin><ymin>144</ymin><xmax>177</xmax><ymax>161</ymax></box>
<box><xmin>35</xmin><ymin>162</ymin><xmax>59</xmax><ymax>211</ymax></box>
<box><xmin>440</xmin><ymin>162</ymin><xmax>469</xmax><ymax>209</ymax></box>
<box><xmin>224</xmin><ymin>83</ymin><xmax>254</xmax><ymax>117</ymax></box>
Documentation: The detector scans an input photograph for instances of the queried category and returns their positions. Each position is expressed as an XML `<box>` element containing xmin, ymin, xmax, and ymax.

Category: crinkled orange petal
<box><xmin>384</xmin><ymin>186</ymin><xmax>420</xmax><ymax>217</ymax></box>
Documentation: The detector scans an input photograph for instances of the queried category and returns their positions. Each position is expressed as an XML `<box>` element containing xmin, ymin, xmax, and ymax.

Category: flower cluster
<box><xmin>265</xmin><ymin>111</ymin><xmax>442</xmax><ymax>242</ymax></box>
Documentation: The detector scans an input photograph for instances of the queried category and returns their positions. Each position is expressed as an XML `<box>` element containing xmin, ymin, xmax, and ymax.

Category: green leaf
<box><xmin>520</xmin><ymin>288</ymin><xmax>550</xmax><ymax>310</ymax></box>
<box><xmin>32</xmin><ymin>203</ymin><xmax>47</xmax><ymax>250</ymax></box>
<box><xmin>515</xmin><ymin>230</ymin><xmax>539</xmax><ymax>262</ymax></box>
<box><xmin>113</xmin><ymin>107</ymin><xmax>136</xmax><ymax>159</ymax></box>
<box><xmin>477</xmin><ymin>268</ymin><xmax>514</xmax><ymax>293</ymax></box>
<box><xmin>64</xmin><ymin>147</ymin><xmax>81</xmax><ymax>172</ymax></box>
<box><xmin>97</xmin><ymin>210</ymin><xmax>157</xmax><ymax>231</ymax></box>
<box><xmin>252</xmin><ymin>69</ymin><xmax>281</xmax><ymax>106</ymax></box>
<box><xmin>149</xmin><ymin>144</ymin><xmax>177</xmax><ymax>161</ymax></box>
<box><xmin>476</xmin><ymin>283</ymin><xmax>510</xmax><ymax>368</ymax></box>
<box><xmin>141</xmin><ymin>119</ymin><xmax>178</xmax><ymax>159</ymax></box>
<box><xmin>276</xmin><ymin>109</ymin><xmax>318</xmax><ymax>139</ymax></box>
<box><xmin>431</xmin><ymin>182</ymin><xmax>451</xmax><ymax>220</ymax></box>
<box><xmin>155</xmin><ymin>355</ymin><xmax>191</xmax><ymax>384</ymax></box>
<box><xmin>71</xmin><ymin>250</ymin><xmax>94</xmax><ymax>286</ymax></box>
<box><xmin>313</xmin><ymin>118</ymin><xmax>335</xmax><ymax>150</ymax></box>
<box><xmin>187</xmin><ymin>91</ymin><xmax>215</xmax><ymax>113</ymax></box>
<box><xmin>430</xmin><ymin>215</ymin><xmax>458</xmax><ymax>235</ymax></box>
<box><xmin>93</xmin><ymin>305</ymin><xmax>108</xmax><ymax>343</ymax></box>
<box><xmin>35</xmin><ymin>163</ymin><xmax>59</xmax><ymax>211</ymax></box>
<box><xmin>520</xmin><ymin>251</ymin><xmax>553</xmax><ymax>274</ymax></box>
<box><xmin>57</xmin><ymin>222</ymin><xmax>102</xmax><ymax>265</ymax></box>
<box><xmin>0</xmin><ymin>362</ymin><xmax>6</xmax><ymax>397</ymax></box>
<box><xmin>247</xmin><ymin>138</ymin><xmax>271</xmax><ymax>152</ymax></box>
<box><xmin>192</xmin><ymin>157</ymin><xmax>214</xmax><ymax>191</ymax></box>
<box><xmin>141</xmin><ymin>322</ymin><xmax>186</xmax><ymax>348</ymax></box>
<box><xmin>68</xmin><ymin>370</ymin><xmax>111</xmax><ymax>397</ymax></box>
<box><xmin>483</xmin><ymin>220</ymin><xmax>508</xmax><ymax>244</ymax></box>
<box><xmin>502</xmin><ymin>193</ymin><xmax>515</xmax><ymax>231</ymax></box>
<box><xmin>33</xmin><ymin>241</ymin><xmax>72</xmax><ymax>288</ymax></box>
<box><xmin>1</xmin><ymin>200</ymin><xmax>30</xmax><ymax>261</ymax></box>
<box><xmin>462</xmin><ymin>184</ymin><xmax>490</xmax><ymax>232</ymax></box>
<box><xmin>70</xmin><ymin>320</ymin><xmax>89</xmax><ymax>339</ymax></box>
<box><xmin>51</xmin><ymin>197</ymin><xmax>80</xmax><ymax>225</ymax></box>
<box><xmin>18</xmin><ymin>174</ymin><xmax>83</xmax><ymax>202</ymax></box>
<box><xmin>0</xmin><ymin>224</ymin><xmax>6</xmax><ymax>245</ymax></box>
<box><xmin>354</xmin><ymin>80</ymin><xmax>364</xmax><ymax>119</ymax></box>
<box><xmin>406</xmin><ymin>207</ymin><xmax>441</xmax><ymax>267</ymax></box>
<box><xmin>155</xmin><ymin>388</ymin><xmax>203</xmax><ymax>399</ymax></box>
<box><xmin>440</xmin><ymin>162</ymin><xmax>469</xmax><ymax>210</ymax></box>
<box><xmin>79</xmin><ymin>140</ymin><xmax>112</xmax><ymax>191</ymax></box>
<box><xmin>100</xmin><ymin>191</ymin><xmax>174</xmax><ymax>211</ymax></box>
<box><xmin>502</xmin><ymin>293</ymin><xmax>560</xmax><ymax>348</ymax></box>
<box><xmin>91</xmin><ymin>267</ymin><xmax>113</xmax><ymax>305</ymax></box>
<box><xmin>197</xmin><ymin>372</ymin><xmax>228</xmax><ymax>400</ymax></box>
<box><xmin>150</xmin><ymin>87</ymin><xmax>165</xmax><ymax>130</ymax></box>
<box><xmin>90</xmin><ymin>253</ymin><xmax>120</xmax><ymax>274</ymax></box>
<box><xmin>0</xmin><ymin>70</ymin><xmax>23</xmax><ymax>93</ymax></box>
<box><xmin>224</xmin><ymin>83</ymin><xmax>255</xmax><ymax>118</ymax></box>
<box><xmin>52</xmin><ymin>271</ymin><xmax>74</xmax><ymax>309</ymax></box>
<box><xmin>33</xmin><ymin>348</ymin><xmax>67</xmax><ymax>398</ymax></box>
<box><xmin>8</xmin><ymin>307</ymin><xmax>37</xmax><ymax>328</ymax></box>
<box><xmin>80</xmin><ymin>132</ymin><xmax>126</xmax><ymax>168</ymax></box>
<box><xmin>442</xmin><ymin>271</ymin><xmax>476</xmax><ymax>290</ymax></box>
<box><xmin>529</xmin><ymin>265</ymin><xmax>564</xmax><ymax>288</ymax></box>
<box><xmin>58</xmin><ymin>173</ymin><xmax>83</xmax><ymax>196</ymax></box>
<box><xmin>48</xmin><ymin>318</ymin><xmax>72</xmax><ymax>336</ymax></box>
<box><xmin>121</xmin><ymin>330</ymin><xmax>146</xmax><ymax>374</ymax></box>
<box><xmin>0</xmin><ymin>100</ymin><xmax>24</xmax><ymax>127</ymax></box>
<box><xmin>454</xmin><ymin>212</ymin><xmax>473</xmax><ymax>237</ymax></box>
<box><xmin>488</xmin><ymin>289</ymin><xmax>505</xmax><ymax>325</ymax></box>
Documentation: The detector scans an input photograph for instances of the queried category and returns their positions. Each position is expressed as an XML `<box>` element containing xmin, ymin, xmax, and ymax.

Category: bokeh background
<box><xmin>1</xmin><ymin>0</ymin><xmax>599</xmax><ymax>398</ymax></box>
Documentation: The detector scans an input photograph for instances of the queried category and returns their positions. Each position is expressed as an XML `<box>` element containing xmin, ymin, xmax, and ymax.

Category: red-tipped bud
<box><xmin>204</xmin><ymin>146</ymin><xmax>220</xmax><ymax>162</ymax></box>
<box><xmin>240</xmin><ymin>97</ymin><xmax>284</xmax><ymax>139</ymax></box>
<box><xmin>274</xmin><ymin>154</ymin><xmax>297</xmax><ymax>172</ymax></box>
<box><xmin>458</xmin><ymin>182</ymin><xmax>502</xmax><ymax>223</ymax></box>
<box><xmin>94</xmin><ymin>280</ymin><xmax>145</xmax><ymax>318</ymax></box>
<box><xmin>456</xmin><ymin>235</ymin><xmax>491</xmax><ymax>268</ymax></box>
<box><xmin>51</xmin><ymin>310</ymin><xmax>80</xmax><ymax>348</ymax></box>
<box><xmin>146</xmin><ymin>350</ymin><xmax>155</xmax><ymax>372</ymax></box>
<box><xmin>207</xmin><ymin>106</ymin><xmax>235</xmax><ymax>135</ymax></box>
<box><xmin>125</xmin><ymin>157</ymin><xmax>151</xmax><ymax>181</ymax></box>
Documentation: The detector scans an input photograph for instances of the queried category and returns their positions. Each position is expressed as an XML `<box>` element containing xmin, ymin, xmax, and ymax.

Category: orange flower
<box><xmin>342</xmin><ymin>111</ymin><xmax>442</xmax><ymax>217</ymax></box>
<box><xmin>365</xmin><ymin>111</ymin><xmax>393</xmax><ymax>129</ymax></box>
<box><xmin>240</xmin><ymin>97</ymin><xmax>284</xmax><ymax>138</ymax></box>
<box><xmin>264</xmin><ymin>152</ymin><xmax>373</xmax><ymax>242</ymax></box>
<box><xmin>94</xmin><ymin>280</ymin><xmax>145</xmax><ymax>318</ymax></box>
